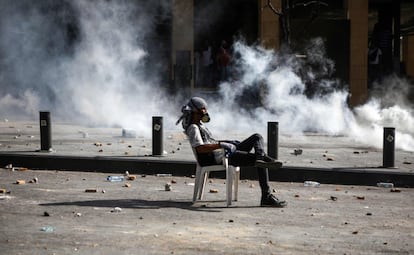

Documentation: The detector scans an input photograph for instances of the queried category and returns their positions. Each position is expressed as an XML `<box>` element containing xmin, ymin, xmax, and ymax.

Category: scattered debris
<box><xmin>330</xmin><ymin>196</ymin><xmax>338</xmax><ymax>201</ymax></box>
<box><xmin>304</xmin><ymin>181</ymin><xmax>320</xmax><ymax>187</ymax></box>
<box><xmin>356</xmin><ymin>196</ymin><xmax>365</xmax><ymax>200</ymax></box>
<box><xmin>40</xmin><ymin>226</ymin><xmax>55</xmax><ymax>233</ymax></box>
<box><xmin>94</xmin><ymin>142</ymin><xmax>102</xmax><ymax>146</ymax></box>
<box><xmin>75</xmin><ymin>212</ymin><xmax>82</xmax><ymax>217</ymax></box>
<box><xmin>323</xmin><ymin>153</ymin><xmax>335</xmax><ymax>161</ymax></box>
<box><xmin>165</xmin><ymin>183</ymin><xmax>172</xmax><ymax>191</ymax></box>
<box><xmin>352</xmin><ymin>231</ymin><xmax>359</xmax><ymax>235</ymax></box>
<box><xmin>171</xmin><ymin>179</ymin><xmax>177</xmax><ymax>184</ymax></box>
<box><xmin>85</xmin><ymin>188</ymin><xmax>98</xmax><ymax>193</ymax></box>
<box><xmin>111</xmin><ymin>207</ymin><xmax>122</xmax><ymax>213</ymax></box>
<box><xmin>353</xmin><ymin>151</ymin><xmax>368</xmax><ymax>154</ymax></box>
<box><xmin>403</xmin><ymin>161</ymin><xmax>412</xmax><ymax>165</ymax></box>
<box><xmin>127</xmin><ymin>175</ymin><xmax>137</xmax><ymax>181</ymax></box>
<box><xmin>107</xmin><ymin>175</ymin><xmax>125</xmax><ymax>182</ymax></box>
<box><xmin>390</xmin><ymin>188</ymin><xmax>401</xmax><ymax>193</ymax></box>
<box><xmin>0</xmin><ymin>189</ymin><xmax>6</xmax><ymax>194</ymax></box>
<box><xmin>156</xmin><ymin>174</ymin><xmax>172</xmax><ymax>177</ymax></box>
<box><xmin>293</xmin><ymin>149</ymin><xmax>303</xmax><ymax>156</ymax></box>
<box><xmin>124</xmin><ymin>183</ymin><xmax>131</xmax><ymax>188</ymax></box>
<box><xmin>366</xmin><ymin>212</ymin><xmax>372</xmax><ymax>216</ymax></box>
<box><xmin>43</xmin><ymin>211</ymin><xmax>50</xmax><ymax>217</ymax></box>
<box><xmin>28</xmin><ymin>177</ymin><xmax>38</xmax><ymax>184</ymax></box>
<box><xmin>377</xmin><ymin>182</ymin><xmax>394</xmax><ymax>188</ymax></box>
<box><xmin>294</xmin><ymin>194</ymin><xmax>300</xmax><ymax>198</ymax></box>
<box><xmin>15</xmin><ymin>180</ymin><xmax>25</xmax><ymax>185</ymax></box>
<box><xmin>228</xmin><ymin>219</ymin><xmax>234</xmax><ymax>223</ymax></box>
<box><xmin>209</xmin><ymin>189</ymin><xmax>219</xmax><ymax>193</ymax></box>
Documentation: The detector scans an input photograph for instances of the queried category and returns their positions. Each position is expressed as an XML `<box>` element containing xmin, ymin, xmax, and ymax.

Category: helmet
<box><xmin>188</xmin><ymin>97</ymin><xmax>208</xmax><ymax>112</ymax></box>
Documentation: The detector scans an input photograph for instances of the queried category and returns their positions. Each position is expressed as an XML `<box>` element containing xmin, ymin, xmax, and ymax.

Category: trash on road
<box><xmin>85</xmin><ymin>188</ymin><xmax>98</xmax><ymax>193</ymax></box>
<box><xmin>293</xmin><ymin>149</ymin><xmax>303</xmax><ymax>156</ymax></box>
<box><xmin>107</xmin><ymin>175</ymin><xmax>125</xmax><ymax>182</ymax></box>
<box><xmin>377</xmin><ymin>182</ymin><xmax>394</xmax><ymax>188</ymax></box>
<box><xmin>165</xmin><ymin>183</ymin><xmax>172</xmax><ymax>191</ymax></box>
<box><xmin>127</xmin><ymin>175</ymin><xmax>137</xmax><ymax>181</ymax></box>
<box><xmin>40</xmin><ymin>226</ymin><xmax>55</xmax><ymax>233</ymax></box>
<box><xmin>156</xmin><ymin>174</ymin><xmax>172</xmax><ymax>177</ymax></box>
<box><xmin>29</xmin><ymin>177</ymin><xmax>38</xmax><ymax>184</ymax></box>
<box><xmin>304</xmin><ymin>181</ymin><xmax>320</xmax><ymax>187</ymax></box>
<box><xmin>111</xmin><ymin>207</ymin><xmax>122</xmax><ymax>213</ymax></box>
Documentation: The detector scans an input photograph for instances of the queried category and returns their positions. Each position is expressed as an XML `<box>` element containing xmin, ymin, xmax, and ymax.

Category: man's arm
<box><xmin>195</xmin><ymin>143</ymin><xmax>221</xmax><ymax>153</ymax></box>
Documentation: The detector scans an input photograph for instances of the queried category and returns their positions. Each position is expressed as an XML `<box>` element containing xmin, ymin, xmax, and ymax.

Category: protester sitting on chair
<box><xmin>176</xmin><ymin>97</ymin><xmax>287</xmax><ymax>207</ymax></box>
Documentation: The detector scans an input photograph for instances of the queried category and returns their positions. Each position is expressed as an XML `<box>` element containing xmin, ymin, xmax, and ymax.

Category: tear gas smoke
<box><xmin>0</xmin><ymin>0</ymin><xmax>171</xmax><ymax>136</ymax></box>
<box><xmin>0</xmin><ymin>1</ymin><xmax>413</xmax><ymax>152</ymax></box>
<box><xmin>209</xmin><ymin>41</ymin><xmax>414</xmax><ymax>152</ymax></box>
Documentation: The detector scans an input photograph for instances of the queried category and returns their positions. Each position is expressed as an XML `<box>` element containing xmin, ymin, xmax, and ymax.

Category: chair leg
<box><xmin>193</xmin><ymin>167</ymin><xmax>202</xmax><ymax>203</ymax></box>
<box><xmin>234</xmin><ymin>168</ymin><xmax>240</xmax><ymax>201</ymax></box>
<box><xmin>199</xmin><ymin>171</ymin><xmax>209</xmax><ymax>200</ymax></box>
<box><xmin>226</xmin><ymin>166</ymin><xmax>233</xmax><ymax>206</ymax></box>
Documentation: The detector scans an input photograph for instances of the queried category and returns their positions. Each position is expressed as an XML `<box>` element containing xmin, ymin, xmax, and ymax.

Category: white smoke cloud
<box><xmin>207</xmin><ymin>40</ymin><xmax>414</xmax><ymax>152</ymax></box>
<box><xmin>0</xmin><ymin>0</ymin><xmax>171</xmax><ymax>136</ymax></box>
<box><xmin>0</xmin><ymin>1</ymin><xmax>413</xmax><ymax>152</ymax></box>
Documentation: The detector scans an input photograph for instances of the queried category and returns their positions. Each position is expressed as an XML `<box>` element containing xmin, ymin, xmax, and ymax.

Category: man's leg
<box><xmin>236</xmin><ymin>133</ymin><xmax>264</xmax><ymax>155</ymax></box>
<box><xmin>229</xmin><ymin>152</ymin><xmax>286</xmax><ymax>207</ymax></box>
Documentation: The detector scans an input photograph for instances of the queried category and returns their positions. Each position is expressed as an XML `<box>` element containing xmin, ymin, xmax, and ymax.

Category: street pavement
<box><xmin>0</xmin><ymin>120</ymin><xmax>413</xmax><ymax>254</ymax></box>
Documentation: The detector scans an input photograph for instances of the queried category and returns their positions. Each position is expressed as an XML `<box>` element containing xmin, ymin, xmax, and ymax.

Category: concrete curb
<box><xmin>1</xmin><ymin>153</ymin><xmax>413</xmax><ymax>187</ymax></box>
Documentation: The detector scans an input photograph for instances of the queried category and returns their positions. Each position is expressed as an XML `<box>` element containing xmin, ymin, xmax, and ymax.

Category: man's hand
<box><xmin>219</xmin><ymin>142</ymin><xmax>236</xmax><ymax>155</ymax></box>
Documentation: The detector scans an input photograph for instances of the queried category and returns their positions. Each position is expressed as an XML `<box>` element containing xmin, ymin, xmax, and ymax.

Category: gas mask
<box><xmin>200</xmin><ymin>112</ymin><xmax>210</xmax><ymax>123</ymax></box>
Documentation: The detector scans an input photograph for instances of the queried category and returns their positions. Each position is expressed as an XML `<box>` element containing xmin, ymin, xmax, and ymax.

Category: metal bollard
<box><xmin>267</xmin><ymin>122</ymin><xmax>279</xmax><ymax>159</ymax></box>
<box><xmin>383</xmin><ymin>127</ymin><xmax>395</xmax><ymax>168</ymax></box>
<box><xmin>152</xmin><ymin>116</ymin><xmax>163</xmax><ymax>156</ymax></box>
<box><xmin>39</xmin><ymin>111</ymin><xmax>52</xmax><ymax>151</ymax></box>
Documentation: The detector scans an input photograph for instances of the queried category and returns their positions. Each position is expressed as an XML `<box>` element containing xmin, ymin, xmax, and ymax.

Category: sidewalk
<box><xmin>0</xmin><ymin>121</ymin><xmax>413</xmax><ymax>187</ymax></box>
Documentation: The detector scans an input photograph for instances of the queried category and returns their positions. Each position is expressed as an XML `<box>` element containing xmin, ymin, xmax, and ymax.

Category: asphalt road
<box><xmin>1</xmin><ymin>168</ymin><xmax>413</xmax><ymax>255</ymax></box>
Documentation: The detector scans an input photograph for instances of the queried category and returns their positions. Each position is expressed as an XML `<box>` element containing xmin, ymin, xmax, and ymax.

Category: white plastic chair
<box><xmin>192</xmin><ymin>148</ymin><xmax>240</xmax><ymax>206</ymax></box>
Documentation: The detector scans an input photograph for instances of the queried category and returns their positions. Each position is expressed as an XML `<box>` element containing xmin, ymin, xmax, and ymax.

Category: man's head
<box><xmin>176</xmin><ymin>97</ymin><xmax>210</xmax><ymax>130</ymax></box>
<box><xmin>188</xmin><ymin>97</ymin><xmax>210</xmax><ymax>123</ymax></box>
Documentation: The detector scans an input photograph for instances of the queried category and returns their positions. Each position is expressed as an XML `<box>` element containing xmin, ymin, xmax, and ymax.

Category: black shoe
<box><xmin>262</xmin><ymin>154</ymin><xmax>278</xmax><ymax>163</ymax></box>
<box><xmin>261</xmin><ymin>194</ymin><xmax>287</xmax><ymax>207</ymax></box>
<box><xmin>254</xmin><ymin>160</ymin><xmax>283</xmax><ymax>169</ymax></box>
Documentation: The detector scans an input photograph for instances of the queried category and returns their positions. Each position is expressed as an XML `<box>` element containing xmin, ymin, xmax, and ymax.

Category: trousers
<box><xmin>228</xmin><ymin>133</ymin><xmax>270</xmax><ymax>195</ymax></box>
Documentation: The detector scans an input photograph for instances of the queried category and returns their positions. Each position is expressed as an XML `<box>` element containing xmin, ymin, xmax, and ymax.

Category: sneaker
<box><xmin>261</xmin><ymin>194</ymin><xmax>287</xmax><ymax>207</ymax></box>
<box><xmin>254</xmin><ymin>160</ymin><xmax>283</xmax><ymax>169</ymax></box>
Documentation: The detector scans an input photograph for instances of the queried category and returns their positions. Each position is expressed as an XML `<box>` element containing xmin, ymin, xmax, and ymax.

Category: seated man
<box><xmin>177</xmin><ymin>97</ymin><xmax>287</xmax><ymax>207</ymax></box>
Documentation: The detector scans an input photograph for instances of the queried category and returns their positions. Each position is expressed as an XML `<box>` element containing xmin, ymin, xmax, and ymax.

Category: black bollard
<box><xmin>383</xmin><ymin>127</ymin><xmax>395</xmax><ymax>168</ymax></box>
<box><xmin>267</xmin><ymin>122</ymin><xmax>279</xmax><ymax>159</ymax></box>
<box><xmin>39</xmin><ymin>111</ymin><xmax>52</xmax><ymax>151</ymax></box>
<box><xmin>152</xmin><ymin>116</ymin><xmax>163</xmax><ymax>156</ymax></box>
